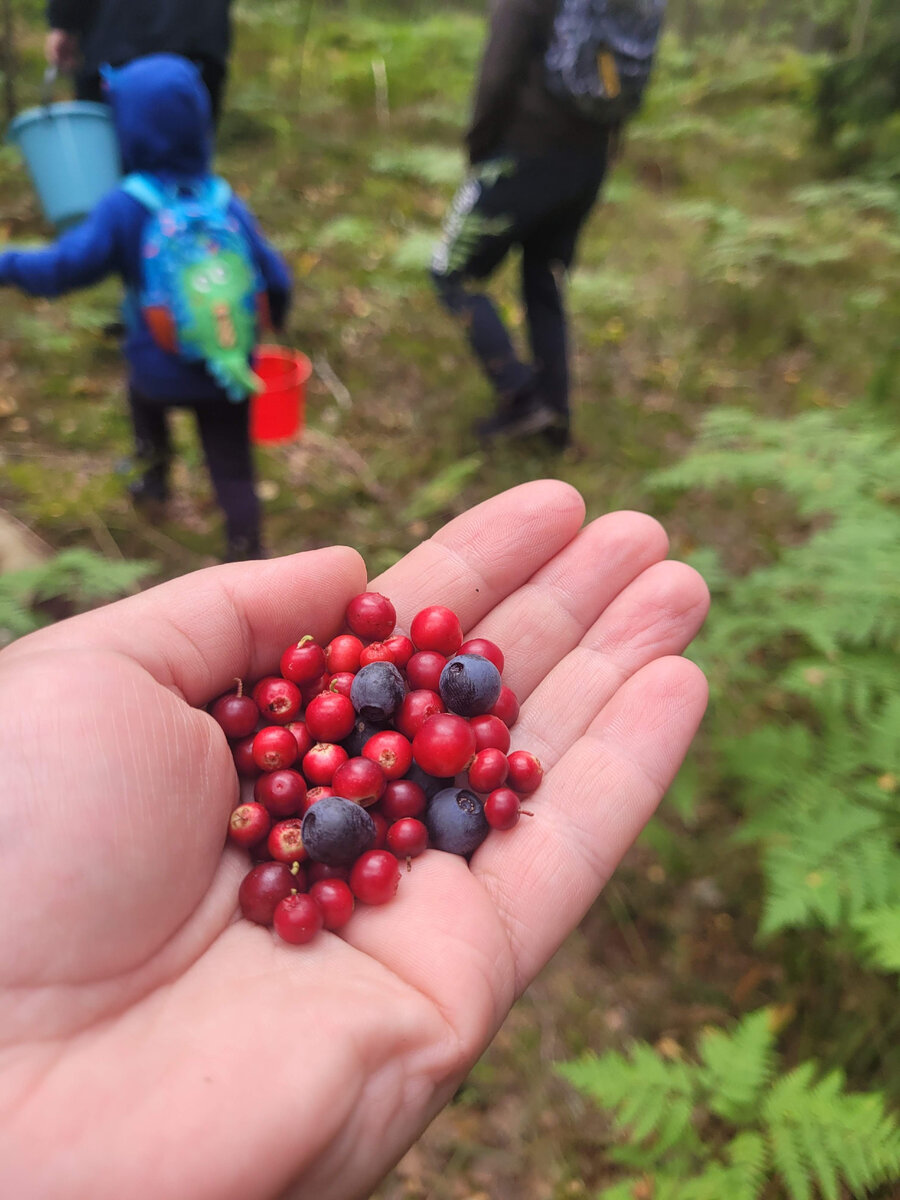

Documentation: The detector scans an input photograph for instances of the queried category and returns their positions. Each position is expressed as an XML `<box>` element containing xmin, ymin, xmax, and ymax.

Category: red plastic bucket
<box><xmin>250</xmin><ymin>346</ymin><xmax>312</xmax><ymax>445</ymax></box>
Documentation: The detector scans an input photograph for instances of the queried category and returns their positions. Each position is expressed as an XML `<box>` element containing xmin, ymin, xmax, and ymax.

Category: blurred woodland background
<box><xmin>1</xmin><ymin>1</ymin><xmax>900</xmax><ymax>1196</ymax></box>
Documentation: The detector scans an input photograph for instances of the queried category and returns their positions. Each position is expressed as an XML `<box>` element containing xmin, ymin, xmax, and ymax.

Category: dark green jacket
<box><xmin>466</xmin><ymin>0</ymin><xmax>608</xmax><ymax>164</ymax></box>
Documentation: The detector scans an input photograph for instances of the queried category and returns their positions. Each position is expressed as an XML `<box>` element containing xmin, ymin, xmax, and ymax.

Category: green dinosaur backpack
<box><xmin>122</xmin><ymin>173</ymin><xmax>267</xmax><ymax>401</ymax></box>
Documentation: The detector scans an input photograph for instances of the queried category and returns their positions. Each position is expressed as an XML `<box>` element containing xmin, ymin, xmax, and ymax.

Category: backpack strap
<box><xmin>123</xmin><ymin>173</ymin><xmax>232</xmax><ymax>211</ymax></box>
<box><xmin>207</xmin><ymin>176</ymin><xmax>233</xmax><ymax>210</ymax></box>
<box><xmin>121</xmin><ymin>172</ymin><xmax>167</xmax><ymax>212</ymax></box>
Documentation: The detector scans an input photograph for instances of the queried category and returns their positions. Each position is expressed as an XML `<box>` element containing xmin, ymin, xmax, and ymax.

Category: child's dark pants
<box><xmin>430</xmin><ymin>145</ymin><xmax>609</xmax><ymax>422</ymax></box>
<box><xmin>128</xmin><ymin>387</ymin><xmax>261</xmax><ymax>557</ymax></box>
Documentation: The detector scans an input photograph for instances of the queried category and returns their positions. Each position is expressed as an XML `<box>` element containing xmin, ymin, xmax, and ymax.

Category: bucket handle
<box><xmin>41</xmin><ymin>66</ymin><xmax>58</xmax><ymax>109</ymax></box>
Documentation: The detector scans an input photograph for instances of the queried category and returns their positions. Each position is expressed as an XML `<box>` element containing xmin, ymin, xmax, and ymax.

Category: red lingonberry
<box><xmin>228</xmin><ymin>802</ymin><xmax>271</xmax><ymax>848</ymax></box>
<box><xmin>363</xmin><ymin>730</ymin><xmax>413</xmax><ymax>780</ymax></box>
<box><xmin>310</xmin><ymin>878</ymin><xmax>355</xmax><ymax>930</ymax></box>
<box><xmin>301</xmin><ymin>785</ymin><xmax>335</xmax><ymax>814</ymax></box>
<box><xmin>467</xmin><ymin>747</ymin><xmax>509</xmax><ymax>793</ymax></box>
<box><xmin>410</xmin><ymin>605</ymin><xmax>463</xmax><ymax>656</ymax></box>
<box><xmin>370</xmin><ymin>810</ymin><xmax>389</xmax><ymax>850</ymax></box>
<box><xmin>233</xmin><ymin>734</ymin><xmax>262</xmax><ymax>778</ymax></box>
<box><xmin>349</xmin><ymin>849</ymin><xmax>401</xmax><ymax>905</ymax></box>
<box><xmin>305</xmin><ymin>691</ymin><xmax>356</xmax><ymax>743</ymax></box>
<box><xmin>286</xmin><ymin>720</ymin><xmax>314</xmax><ymax>759</ymax></box>
<box><xmin>301</xmin><ymin>673</ymin><xmax>332</xmax><ymax>705</ymax></box>
<box><xmin>469</xmin><ymin>713</ymin><xmax>511</xmax><ymax>754</ymax></box>
<box><xmin>386</xmin><ymin>817</ymin><xmax>428</xmax><ymax>859</ymax></box>
<box><xmin>379</xmin><ymin>779</ymin><xmax>427</xmax><ymax>822</ymax></box>
<box><xmin>359</xmin><ymin>641</ymin><xmax>395</xmax><ymax>667</ymax></box>
<box><xmin>325</xmin><ymin>634</ymin><xmax>364</xmax><ymax>674</ymax></box>
<box><xmin>405</xmin><ymin>650</ymin><xmax>447</xmax><ymax>692</ymax></box>
<box><xmin>359</xmin><ymin>635</ymin><xmax>415</xmax><ymax>669</ymax></box>
<box><xmin>506</xmin><ymin>750</ymin><xmax>543</xmax><ymax>794</ymax></box>
<box><xmin>329</xmin><ymin>672</ymin><xmax>355</xmax><ymax>698</ymax></box>
<box><xmin>254</xmin><ymin>768</ymin><xmax>308</xmax><ymax>818</ymax></box>
<box><xmin>412</xmin><ymin>712</ymin><xmax>477</xmax><ymax>777</ymax></box>
<box><xmin>394</xmin><ymin>689</ymin><xmax>446</xmax><ymax>740</ymax></box>
<box><xmin>239</xmin><ymin>861</ymin><xmax>295</xmax><ymax>924</ymax></box>
<box><xmin>489</xmin><ymin>685</ymin><xmax>520</xmax><ymax>728</ymax></box>
<box><xmin>249</xmin><ymin>838</ymin><xmax>274</xmax><ymax>864</ymax></box>
<box><xmin>302</xmin><ymin>742</ymin><xmax>348</xmax><ymax>786</ymax></box>
<box><xmin>345</xmin><ymin>592</ymin><xmax>396</xmax><ymax>642</ymax></box>
<box><xmin>252</xmin><ymin>676</ymin><xmax>303</xmax><ymax>725</ymax></box>
<box><xmin>308</xmin><ymin>860</ymin><xmax>350</xmax><ymax>884</ymax></box>
<box><xmin>252</xmin><ymin>726</ymin><xmax>299</xmax><ymax>772</ymax></box>
<box><xmin>210</xmin><ymin>681</ymin><xmax>259</xmax><ymax>740</ymax></box>
<box><xmin>273</xmin><ymin>892</ymin><xmax>323</xmax><ymax>944</ymax></box>
<box><xmin>484</xmin><ymin>787</ymin><xmax>521</xmax><ymax>831</ymax></box>
<box><xmin>279</xmin><ymin>635</ymin><xmax>327</xmax><ymax>686</ymax></box>
<box><xmin>267</xmin><ymin>818</ymin><xmax>308</xmax><ymax>864</ymax></box>
<box><xmin>383</xmin><ymin>634</ymin><xmax>414</xmax><ymax>668</ymax></box>
<box><xmin>332</xmin><ymin>756</ymin><xmax>386</xmax><ymax>807</ymax></box>
<box><xmin>458</xmin><ymin>637</ymin><xmax>505</xmax><ymax>674</ymax></box>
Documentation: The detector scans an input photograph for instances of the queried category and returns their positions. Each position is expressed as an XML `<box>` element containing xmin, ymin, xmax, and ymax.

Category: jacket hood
<box><xmin>105</xmin><ymin>54</ymin><xmax>212</xmax><ymax>177</ymax></box>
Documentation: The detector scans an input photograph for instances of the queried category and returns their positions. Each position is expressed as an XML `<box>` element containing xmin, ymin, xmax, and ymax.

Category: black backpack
<box><xmin>544</xmin><ymin>0</ymin><xmax>666</xmax><ymax>123</ymax></box>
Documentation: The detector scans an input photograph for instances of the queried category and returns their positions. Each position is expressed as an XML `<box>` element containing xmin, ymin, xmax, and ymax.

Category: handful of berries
<box><xmin>210</xmin><ymin>592</ymin><xmax>544</xmax><ymax>945</ymax></box>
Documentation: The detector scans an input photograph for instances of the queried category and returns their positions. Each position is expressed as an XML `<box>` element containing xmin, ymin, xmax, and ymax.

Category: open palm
<box><xmin>0</xmin><ymin>481</ymin><xmax>709</xmax><ymax>1200</ymax></box>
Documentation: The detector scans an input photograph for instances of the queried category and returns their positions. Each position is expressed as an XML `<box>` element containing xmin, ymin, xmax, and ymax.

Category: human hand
<box><xmin>45</xmin><ymin>28</ymin><xmax>80</xmax><ymax>72</ymax></box>
<box><xmin>0</xmin><ymin>480</ymin><xmax>709</xmax><ymax>1200</ymax></box>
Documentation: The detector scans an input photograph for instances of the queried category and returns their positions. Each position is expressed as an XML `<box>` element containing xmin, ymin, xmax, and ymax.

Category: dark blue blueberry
<box><xmin>425</xmin><ymin>787</ymin><xmax>490</xmax><ymax>857</ymax></box>
<box><xmin>342</xmin><ymin>717</ymin><xmax>384</xmax><ymax>757</ymax></box>
<box><xmin>404</xmin><ymin>761</ymin><xmax>454</xmax><ymax>799</ymax></box>
<box><xmin>438</xmin><ymin>654</ymin><xmax>502</xmax><ymax>717</ymax></box>
<box><xmin>301</xmin><ymin>796</ymin><xmax>376</xmax><ymax>865</ymax></box>
<box><xmin>350</xmin><ymin>661</ymin><xmax>408</xmax><ymax>724</ymax></box>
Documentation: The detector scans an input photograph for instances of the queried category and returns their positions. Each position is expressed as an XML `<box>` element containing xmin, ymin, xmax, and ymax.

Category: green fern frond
<box><xmin>556</xmin><ymin>1045</ymin><xmax>697</xmax><ymax>1166</ymax></box>
<box><xmin>561</xmin><ymin>1011</ymin><xmax>900</xmax><ymax>1199</ymax></box>
<box><xmin>26</xmin><ymin>548</ymin><xmax>151</xmax><ymax>602</ymax></box>
<box><xmin>600</xmin><ymin>1163</ymin><xmax>765</xmax><ymax>1200</ymax></box>
<box><xmin>0</xmin><ymin>550</ymin><xmax>153</xmax><ymax>643</ymax></box>
<box><xmin>727</xmin><ymin>1132</ymin><xmax>770</xmax><ymax>1195</ymax></box>
<box><xmin>369</xmin><ymin>144</ymin><xmax>463</xmax><ymax>186</ymax></box>
<box><xmin>853</xmin><ymin>906</ymin><xmax>900</xmax><ymax>976</ymax></box>
<box><xmin>760</xmin><ymin>793</ymin><xmax>897</xmax><ymax>934</ymax></box>
<box><xmin>598</xmin><ymin>1136</ymin><xmax>768</xmax><ymax>1200</ymax></box>
<box><xmin>779</xmin><ymin>651</ymin><xmax>900</xmax><ymax>722</ymax></box>
<box><xmin>866</xmin><ymin>697</ymin><xmax>900</xmax><ymax>779</ymax></box>
<box><xmin>651</xmin><ymin>408</ymin><xmax>900</xmax><ymax>516</ymax></box>
<box><xmin>763</xmin><ymin>1063</ymin><xmax>900</xmax><ymax>1200</ymax></box>
<box><xmin>698</xmin><ymin>1010</ymin><xmax>776</xmax><ymax>1123</ymax></box>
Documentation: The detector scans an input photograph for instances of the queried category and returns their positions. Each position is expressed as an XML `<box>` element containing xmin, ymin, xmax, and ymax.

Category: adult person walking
<box><xmin>45</xmin><ymin>0</ymin><xmax>234</xmax><ymax>123</ymax></box>
<box><xmin>431</xmin><ymin>0</ymin><xmax>663</xmax><ymax>449</ymax></box>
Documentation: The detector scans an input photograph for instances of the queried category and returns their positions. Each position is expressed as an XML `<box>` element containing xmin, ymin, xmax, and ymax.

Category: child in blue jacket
<box><xmin>0</xmin><ymin>53</ymin><xmax>292</xmax><ymax>561</ymax></box>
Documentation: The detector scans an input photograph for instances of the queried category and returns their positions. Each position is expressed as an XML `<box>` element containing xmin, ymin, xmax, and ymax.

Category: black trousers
<box><xmin>431</xmin><ymin>145</ymin><xmax>608</xmax><ymax>419</ymax></box>
<box><xmin>128</xmin><ymin>387</ymin><xmax>261</xmax><ymax>552</ymax></box>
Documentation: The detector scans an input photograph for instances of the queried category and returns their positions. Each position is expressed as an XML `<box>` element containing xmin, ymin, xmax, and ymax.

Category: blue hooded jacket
<box><xmin>0</xmin><ymin>54</ymin><xmax>292</xmax><ymax>401</ymax></box>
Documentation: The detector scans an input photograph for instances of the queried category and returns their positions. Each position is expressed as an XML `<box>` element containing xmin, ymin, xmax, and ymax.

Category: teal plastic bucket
<box><xmin>7</xmin><ymin>101</ymin><xmax>122</xmax><ymax>231</ymax></box>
